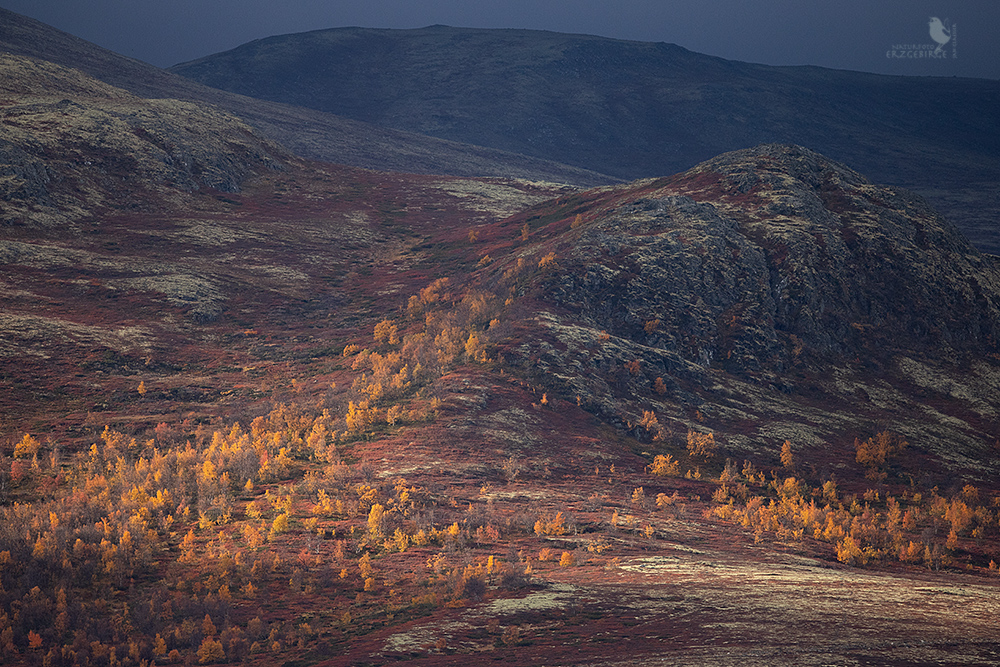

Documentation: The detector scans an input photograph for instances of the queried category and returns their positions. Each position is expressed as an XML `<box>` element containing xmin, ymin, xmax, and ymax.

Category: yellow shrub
<box><xmin>534</xmin><ymin>511</ymin><xmax>567</xmax><ymax>536</ymax></box>
<box><xmin>687</xmin><ymin>430</ymin><xmax>717</xmax><ymax>460</ymax></box>
<box><xmin>269</xmin><ymin>513</ymin><xmax>290</xmax><ymax>539</ymax></box>
<box><xmin>197</xmin><ymin>638</ymin><xmax>225</xmax><ymax>664</ymax></box>
<box><xmin>648</xmin><ymin>454</ymin><xmax>680</xmax><ymax>477</ymax></box>
<box><xmin>13</xmin><ymin>433</ymin><xmax>40</xmax><ymax>459</ymax></box>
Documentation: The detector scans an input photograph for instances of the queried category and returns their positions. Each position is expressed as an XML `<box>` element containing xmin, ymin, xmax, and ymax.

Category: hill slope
<box><xmin>170</xmin><ymin>25</ymin><xmax>1000</xmax><ymax>252</ymax></box>
<box><xmin>2</xmin><ymin>40</ymin><xmax>1000</xmax><ymax>662</ymax></box>
<box><xmin>0</xmin><ymin>50</ymin><xmax>579</xmax><ymax>435</ymax></box>
<box><xmin>0</xmin><ymin>9</ymin><xmax>612</xmax><ymax>186</ymax></box>
<box><xmin>488</xmin><ymin>144</ymin><xmax>1000</xmax><ymax>482</ymax></box>
<box><xmin>0</xmin><ymin>54</ymin><xmax>289</xmax><ymax>226</ymax></box>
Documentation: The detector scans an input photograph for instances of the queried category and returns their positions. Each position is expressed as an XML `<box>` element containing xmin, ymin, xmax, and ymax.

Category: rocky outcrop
<box><xmin>0</xmin><ymin>137</ymin><xmax>53</xmax><ymax>203</ymax></box>
<box><xmin>0</xmin><ymin>54</ymin><xmax>289</xmax><ymax>225</ymax></box>
<box><xmin>493</xmin><ymin>145</ymin><xmax>1000</xmax><ymax>474</ymax></box>
<box><xmin>548</xmin><ymin>145</ymin><xmax>1000</xmax><ymax>378</ymax></box>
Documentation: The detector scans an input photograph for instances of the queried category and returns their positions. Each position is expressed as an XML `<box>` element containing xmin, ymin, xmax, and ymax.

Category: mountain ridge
<box><xmin>170</xmin><ymin>24</ymin><xmax>1000</xmax><ymax>252</ymax></box>
<box><xmin>0</xmin><ymin>8</ymin><xmax>613</xmax><ymax>186</ymax></box>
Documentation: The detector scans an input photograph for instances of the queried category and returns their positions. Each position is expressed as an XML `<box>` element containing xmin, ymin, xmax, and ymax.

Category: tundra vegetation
<box><xmin>2</xmin><ymin>273</ymin><xmax>999</xmax><ymax>665</ymax></box>
<box><xmin>1</xmin><ymin>47</ymin><xmax>999</xmax><ymax>663</ymax></box>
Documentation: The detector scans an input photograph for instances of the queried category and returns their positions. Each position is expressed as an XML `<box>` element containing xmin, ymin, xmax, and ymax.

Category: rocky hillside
<box><xmin>169</xmin><ymin>25</ymin><xmax>1000</xmax><ymax>251</ymax></box>
<box><xmin>482</xmin><ymin>144</ymin><xmax>1000</xmax><ymax>480</ymax></box>
<box><xmin>0</xmin><ymin>47</ymin><xmax>578</xmax><ymax>439</ymax></box>
<box><xmin>550</xmin><ymin>145</ymin><xmax>1000</xmax><ymax>372</ymax></box>
<box><xmin>0</xmin><ymin>54</ymin><xmax>290</xmax><ymax>228</ymax></box>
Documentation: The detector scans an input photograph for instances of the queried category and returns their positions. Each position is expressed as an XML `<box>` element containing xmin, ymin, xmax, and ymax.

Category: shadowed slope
<box><xmin>0</xmin><ymin>9</ymin><xmax>613</xmax><ymax>186</ymax></box>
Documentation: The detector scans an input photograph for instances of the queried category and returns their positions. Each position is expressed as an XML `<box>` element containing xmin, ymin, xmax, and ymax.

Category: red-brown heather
<box><xmin>2</xmin><ymin>52</ymin><xmax>1000</xmax><ymax>666</ymax></box>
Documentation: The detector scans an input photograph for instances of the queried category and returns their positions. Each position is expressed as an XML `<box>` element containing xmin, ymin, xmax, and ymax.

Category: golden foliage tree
<box><xmin>197</xmin><ymin>637</ymin><xmax>225</xmax><ymax>664</ymax></box>
<box><xmin>855</xmin><ymin>431</ymin><xmax>906</xmax><ymax>481</ymax></box>
<box><xmin>648</xmin><ymin>454</ymin><xmax>681</xmax><ymax>477</ymax></box>
<box><xmin>538</xmin><ymin>252</ymin><xmax>558</xmax><ymax>270</ymax></box>
<box><xmin>534</xmin><ymin>511</ymin><xmax>567</xmax><ymax>536</ymax></box>
<box><xmin>780</xmin><ymin>440</ymin><xmax>795</xmax><ymax>469</ymax></box>
<box><xmin>14</xmin><ymin>433</ymin><xmax>41</xmax><ymax>459</ymax></box>
<box><xmin>373</xmin><ymin>319</ymin><xmax>399</xmax><ymax>345</ymax></box>
<box><xmin>687</xmin><ymin>430</ymin><xmax>717</xmax><ymax>460</ymax></box>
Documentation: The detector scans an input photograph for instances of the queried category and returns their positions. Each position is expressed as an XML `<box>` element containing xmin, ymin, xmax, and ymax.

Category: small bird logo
<box><xmin>928</xmin><ymin>17</ymin><xmax>951</xmax><ymax>54</ymax></box>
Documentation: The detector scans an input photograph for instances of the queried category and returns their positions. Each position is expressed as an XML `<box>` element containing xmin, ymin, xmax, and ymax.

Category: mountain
<box><xmin>4</xmin><ymin>14</ymin><xmax>1000</xmax><ymax>667</ymax></box>
<box><xmin>0</xmin><ymin>9</ymin><xmax>613</xmax><ymax>186</ymax></box>
<box><xmin>170</xmin><ymin>25</ymin><xmax>1000</xmax><ymax>253</ymax></box>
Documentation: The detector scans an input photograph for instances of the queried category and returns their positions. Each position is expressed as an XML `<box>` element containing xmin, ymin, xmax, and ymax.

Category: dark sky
<box><xmin>2</xmin><ymin>0</ymin><xmax>997</xmax><ymax>79</ymax></box>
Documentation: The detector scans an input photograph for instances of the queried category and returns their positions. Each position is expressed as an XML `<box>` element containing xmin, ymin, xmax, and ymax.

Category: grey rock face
<box><xmin>549</xmin><ymin>145</ymin><xmax>1000</xmax><ymax>378</ymax></box>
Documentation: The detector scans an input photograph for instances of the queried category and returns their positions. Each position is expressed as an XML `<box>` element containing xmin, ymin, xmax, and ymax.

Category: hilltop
<box><xmin>488</xmin><ymin>143</ymin><xmax>1000</xmax><ymax>486</ymax></box>
<box><xmin>170</xmin><ymin>25</ymin><xmax>1000</xmax><ymax>253</ymax></box>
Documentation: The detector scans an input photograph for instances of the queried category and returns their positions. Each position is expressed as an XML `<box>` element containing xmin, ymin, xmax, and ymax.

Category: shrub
<box><xmin>14</xmin><ymin>434</ymin><xmax>40</xmax><ymax>459</ymax></box>
<box><xmin>373</xmin><ymin>319</ymin><xmax>399</xmax><ymax>345</ymax></box>
<box><xmin>855</xmin><ymin>431</ymin><xmax>906</xmax><ymax>480</ymax></box>
<box><xmin>197</xmin><ymin>637</ymin><xmax>225</xmax><ymax>664</ymax></box>
<box><xmin>687</xmin><ymin>430</ymin><xmax>717</xmax><ymax>460</ymax></box>
<box><xmin>780</xmin><ymin>440</ymin><xmax>794</xmax><ymax>469</ymax></box>
<box><xmin>534</xmin><ymin>511</ymin><xmax>567</xmax><ymax>536</ymax></box>
<box><xmin>459</xmin><ymin>571</ymin><xmax>486</xmax><ymax>600</ymax></box>
<box><xmin>269</xmin><ymin>513</ymin><xmax>290</xmax><ymax>540</ymax></box>
<box><xmin>648</xmin><ymin>454</ymin><xmax>681</xmax><ymax>477</ymax></box>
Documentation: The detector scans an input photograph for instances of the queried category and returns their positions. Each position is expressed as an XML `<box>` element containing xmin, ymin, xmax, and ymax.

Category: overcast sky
<box><xmin>2</xmin><ymin>0</ymin><xmax>997</xmax><ymax>79</ymax></box>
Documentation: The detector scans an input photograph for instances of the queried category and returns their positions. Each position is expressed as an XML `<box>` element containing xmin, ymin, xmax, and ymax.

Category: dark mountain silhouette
<box><xmin>0</xmin><ymin>9</ymin><xmax>612</xmax><ymax>186</ymax></box>
<box><xmin>170</xmin><ymin>25</ymin><xmax>1000</xmax><ymax>252</ymax></box>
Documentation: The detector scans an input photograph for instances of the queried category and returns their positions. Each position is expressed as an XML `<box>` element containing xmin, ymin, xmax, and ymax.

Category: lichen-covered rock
<box><xmin>0</xmin><ymin>54</ymin><xmax>289</xmax><ymax>225</ymax></box>
<box><xmin>487</xmin><ymin>145</ymin><xmax>1000</xmax><ymax>473</ymax></box>
<box><xmin>552</xmin><ymin>194</ymin><xmax>781</xmax><ymax>374</ymax></box>
<box><xmin>547</xmin><ymin>144</ymin><xmax>1000</xmax><ymax>379</ymax></box>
